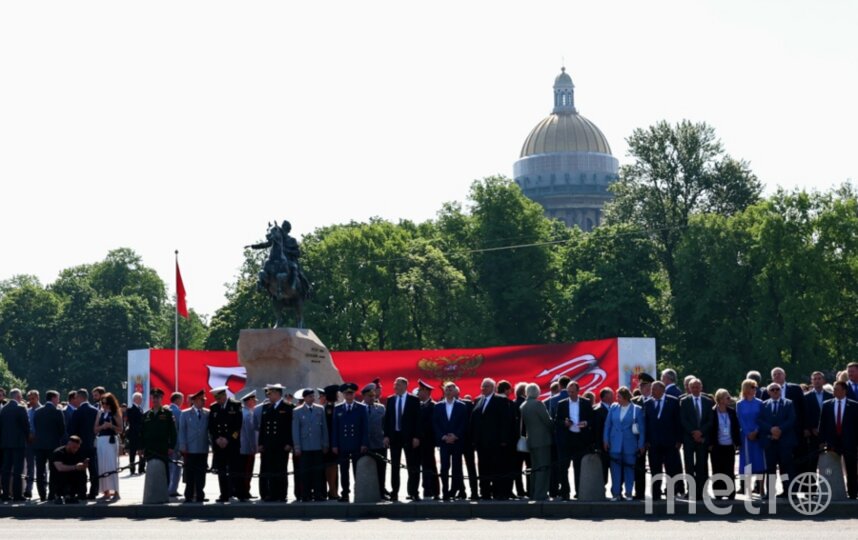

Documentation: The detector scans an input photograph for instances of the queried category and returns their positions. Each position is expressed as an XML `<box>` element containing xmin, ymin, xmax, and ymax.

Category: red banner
<box><xmin>143</xmin><ymin>339</ymin><xmax>622</xmax><ymax>405</ymax></box>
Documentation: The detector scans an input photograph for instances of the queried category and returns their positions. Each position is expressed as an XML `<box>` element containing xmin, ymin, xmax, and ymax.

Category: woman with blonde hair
<box><xmin>93</xmin><ymin>391</ymin><xmax>123</xmax><ymax>500</ymax></box>
<box><xmin>736</xmin><ymin>379</ymin><xmax>765</xmax><ymax>495</ymax></box>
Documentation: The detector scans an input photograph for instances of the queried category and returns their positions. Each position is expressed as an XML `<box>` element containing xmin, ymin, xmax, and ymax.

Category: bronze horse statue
<box><xmin>246</xmin><ymin>221</ymin><xmax>311</xmax><ymax>328</ymax></box>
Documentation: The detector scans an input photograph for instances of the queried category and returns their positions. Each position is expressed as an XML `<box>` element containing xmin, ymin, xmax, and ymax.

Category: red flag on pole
<box><xmin>176</xmin><ymin>259</ymin><xmax>188</xmax><ymax>318</ymax></box>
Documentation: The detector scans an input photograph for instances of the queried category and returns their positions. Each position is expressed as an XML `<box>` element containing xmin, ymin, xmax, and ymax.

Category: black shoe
<box><xmin>337</xmin><ymin>496</ymin><xmax>349</xmax><ymax>502</ymax></box>
<box><xmin>53</xmin><ymin>498</ymin><xmax>64</xmax><ymax>505</ymax></box>
<box><xmin>216</xmin><ymin>497</ymin><xmax>230</xmax><ymax>503</ymax></box>
<box><xmin>390</xmin><ymin>495</ymin><xmax>399</xmax><ymax>502</ymax></box>
<box><xmin>469</xmin><ymin>494</ymin><xmax>480</xmax><ymax>501</ymax></box>
<box><xmin>169</xmin><ymin>492</ymin><xmax>181</xmax><ymax>497</ymax></box>
<box><xmin>442</xmin><ymin>495</ymin><xmax>451</xmax><ymax>501</ymax></box>
<box><xmin>86</xmin><ymin>493</ymin><xmax>97</xmax><ymax>500</ymax></box>
<box><xmin>24</xmin><ymin>492</ymin><xmax>32</xmax><ymax>499</ymax></box>
<box><xmin>66</xmin><ymin>498</ymin><xmax>80</xmax><ymax>504</ymax></box>
<box><xmin>12</xmin><ymin>497</ymin><xmax>25</xmax><ymax>502</ymax></box>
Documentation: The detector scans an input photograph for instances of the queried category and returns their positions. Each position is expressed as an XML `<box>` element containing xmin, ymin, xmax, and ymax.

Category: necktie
<box><xmin>837</xmin><ymin>401</ymin><xmax>843</xmax><ymax>436</ymax></box>
<box><xmin>197</xmin><ymin>409</ymin><xmax>201</xmax><ymax>420</ymax></box>
<box><xmin>774</xmin><ymin>400</ymin><xmax>779</xmax><ymax>416</ymax></box>
<box><xmin>397</xmin><ymin>395</ymin><xmax>403</xmax><ymax>431</ymax></box>
<box><xmin>482</xmin><ymin>397</ymin><xmax>489</xmax><ymax>412</ymax></box>
<box><xmin>657</xmin><ymin>399</ymin><xmax>662</xmax><ymax>419</ymax></box>
<box><xmin>347</xmin><ymin>404</ymin><xmax>351</xmax><ymax>413</ymax></box>
<box><xmin>695</xmin><ymin>398</ymin><xmax>701</xmax><ymax>421</ymax></box>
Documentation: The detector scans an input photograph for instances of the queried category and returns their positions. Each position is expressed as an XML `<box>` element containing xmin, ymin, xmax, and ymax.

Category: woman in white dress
<box><xmin>93</xmin><ymin>392</ymin><xmax>123</xmax><ymax>500</ymax></box>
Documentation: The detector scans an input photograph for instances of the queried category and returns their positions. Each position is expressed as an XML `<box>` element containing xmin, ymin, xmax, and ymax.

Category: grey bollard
<box><xmin>577</xmin><ymin>453</ymin><xmax>607</xmax><ymax>501</ymax></box>
<box><xmin>354</xmin><ymin>455</ymin><xmax>381</xmax><ymax>503</ymax></box>
<box><xmin>817</xmin><ymin>450</ymin><xmax>848</xmax><ymax>501</ymax></box>
<box><xmin>143</xmin><ymin>459</ymin><xmax>170</xmax><ymax>504</ymax></box>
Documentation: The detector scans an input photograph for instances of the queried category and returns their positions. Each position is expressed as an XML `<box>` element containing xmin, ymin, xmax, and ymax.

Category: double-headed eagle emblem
<box><xmin>417</xmin><ymin>354</ymin><xmax>484</xmax><ymax>384</ymax></box>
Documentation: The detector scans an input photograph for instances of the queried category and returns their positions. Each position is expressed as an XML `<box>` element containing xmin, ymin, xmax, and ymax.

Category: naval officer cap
<box><xmin>361</xmin><ymin>383</ymin><xmax>377</xmax><ymax>395</ymax></box>
<box><xmin>210</xmin><ymin>386</ymin><xmax>229</xmax><ymax>397</ymax></box>
<box><xmin>150</xmin><ymin>387</ymin><xmax>165</xmax><ymax>397</ymax></box>
<box><xmin>241</xmin><ymin>390</ymin><xmax>257</xmax><ymax>402</ymax></box>
<box><xmin>265</xmin><ymin>383</ymin><xmax>286</xmax><ymax>394</ymax></box>
<box><xmin>340</xmin><ymin>382</ymin><xmax>359</xmax><ymax>394</ymax></box>
<box><xmin>189</xmin><ymin>389</ymin><xmax>206</xmax><ymax>400</ymax></box>
<box><xmin>417</xmin><ymin>379</ymin><xmax>434</xmax><ymax>391</ymax></box>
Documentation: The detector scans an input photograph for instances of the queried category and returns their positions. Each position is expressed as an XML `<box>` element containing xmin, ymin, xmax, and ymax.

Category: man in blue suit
<box><xmin>846</xmin><ymin>363</ymin><xmax>858</xmax><ymax>402</ymax></box>
<box><xmin>545</xmin><ymin>375</ymin><xmax>570</xmax><ymax>498</ymax></box>
<box><xmin>433</xmin><ymin>382</ymin><xmax>467</xmax><ymax>500</ymax></box>
<box><xmin>33</xmin><ymin>390</ymin><xmax>66</xmax><ymax>501</ymax></box>
<box><xmin>61</xmin><ymin>391</ymin><xmax>78</xmax><ymax>444</ymax></box>
<box><xmin>645</xmin><ymin>381</ymin><xmax>682</xmax><ymax>500</ymax></box>
<box><xmin>178</xmin><ymin>389</ymin><xmax>210</xmax><ymax>503</ymax></box>
<box><xmin>331</xmin><ymin>382</ymin><xmax>368</xmax><ymax>502</ymax></box>
<box><xmin>68</xmin><ymin>388</ymin><xmax>98</xmax><ymax>499</ymax></box>
<box><xmin>759</xmin><ymin>382</ymin><xmax>797</xmax><ymax>495</ymax></box>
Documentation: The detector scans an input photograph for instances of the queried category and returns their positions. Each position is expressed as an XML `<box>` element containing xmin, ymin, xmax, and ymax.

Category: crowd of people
<box><xmin>1</xmin><ymin>362</ymin><xmax>857</xmax><ymax>505</ymax></box>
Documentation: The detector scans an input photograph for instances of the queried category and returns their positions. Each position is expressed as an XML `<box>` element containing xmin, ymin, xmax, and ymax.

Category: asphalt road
<box><xmin>4</xmin><ymin>518</ymin><xmax>857</xmax><ymax>538</ymax></box>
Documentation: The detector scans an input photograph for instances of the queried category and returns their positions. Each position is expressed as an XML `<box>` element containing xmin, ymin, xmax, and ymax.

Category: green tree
<box><xmin>558</xmin><ymin>224</ymin><xmax>660</xmax><ymax>343</ymax></box>
<box><xmin>0</xmin><ymin>282</ymin><xmax>61</xmax><ymax>391</ymax></box>
<box><xmin>606</xmin><ymin>120</ymin><xmax>762</xmax><ymax>291</ymax></box>
<box><xmin>0</xmin><ymin>353</ymin><xmax>27</xmax><ymax>390</ymax></box>
<box><xmin>468</xmin><ymin>176</ymin><xmax>559</xmax><ymax>344</ymax></box>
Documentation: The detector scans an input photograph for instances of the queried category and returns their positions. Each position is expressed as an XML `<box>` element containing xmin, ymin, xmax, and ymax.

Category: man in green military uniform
<box><xmin>208</xmin><ymin>386</ymin><xmax>243</xmax><ymax>502</ymax></box>
<box><xmin>139</xmin><ymin>387</ymin><xmax>177</xmax><ymax>484</ymax></box>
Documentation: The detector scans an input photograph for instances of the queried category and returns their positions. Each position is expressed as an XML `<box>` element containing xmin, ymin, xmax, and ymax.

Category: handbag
<box><xmin>516</xmin><ymin>413</ymin><xmax>529</xmax><ymax>452</ymax></box>
<box><xmin>631</xmin><ymin>405</ymin><xmax>640</xmax><ymax>435</ymax></box>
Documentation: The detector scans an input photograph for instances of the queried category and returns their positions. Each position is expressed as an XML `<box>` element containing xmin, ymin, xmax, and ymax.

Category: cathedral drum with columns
<box><xmin>513</xmin><ymin>68</ymin><xmax>619</xmax><ymax>231</ymax></box>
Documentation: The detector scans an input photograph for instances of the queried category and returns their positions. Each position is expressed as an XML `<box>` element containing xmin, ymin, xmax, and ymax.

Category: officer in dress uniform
<box><xmin>207</xmin><ymin>386</ymin><xmax>243</xmax><ymax>502</ymax></box>
<box><xmin>363</xmin><ymin>383</ymin><xmax>388</xmax><ymax>499</ymax></box>
<box><xmin>140</xmin><ymin>388</ymin><xmax>177</xmax><ymax>486</ymax></box>
<box><xmin>238</xmin><ymin>391</ymin><xmax>258</xmax><ymax>501</ymax></box>
<box><xmin>258</xmin><ymin>384</ymin><xmax>293</xmax><ymax>502</ymax></box>
<box><xmin>292</xmin><ymin>388</ymin><xmax>329</xmax><ymax>501</ymax></box>
<box><xmin>332</xmin><ymin>383</ymin><xmax>368</xmax><ymax>502</ymax></box>
<box><xmin>178</xmin><ymin>389</ymin><xmax>210</xmax><ymax>503</ymax></box>
<box><xmin>417</xmin><ymin>379</ymin><xmax>440</xmax><ymax>499</ymax></box>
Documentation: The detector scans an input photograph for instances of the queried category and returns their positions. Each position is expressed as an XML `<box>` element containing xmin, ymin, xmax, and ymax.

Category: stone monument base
<box><xmin>237</xmin><ymin>328</ymin><xmax>343</xmax><ymax>399</ymax></box>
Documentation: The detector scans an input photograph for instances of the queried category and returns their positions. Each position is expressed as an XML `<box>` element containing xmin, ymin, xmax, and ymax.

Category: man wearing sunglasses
<box><xmin>759</xmin><ymin>382</ymin><xmax>797</xmax><ymax>497</ymax></box>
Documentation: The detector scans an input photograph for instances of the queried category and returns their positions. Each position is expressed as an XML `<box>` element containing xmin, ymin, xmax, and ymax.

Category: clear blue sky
<box><xmin>1</xmin><ymin>0</ymin><xmax>855</xmax><ymax>316</ymax></box>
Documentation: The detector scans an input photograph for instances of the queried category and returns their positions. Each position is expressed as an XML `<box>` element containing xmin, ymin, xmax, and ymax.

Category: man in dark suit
<box><xmin>804</xmin><ymin>371</ymin><xmax>833</xmax><ymax>474</ymax></box>
<box><xmin>545</xmin><ymin>375</ymin><xmax>570</xmax><ymax>498</ymax></box>
<box><xmin>68</xmin><ymin>388</ymin><xmax>99</xmax><ymax>499</ymax></box>
<box><xmin>61</xmin><ymin>391</ymin><xmax>78</xmax><ymax>444</ymax></box>
<box><xmin>32</xmin><ymin>390</ymin><xmax>66</xmax><ymax>501</ymax></box>
<box><xmin>679</xmin><ymin>378</ymin><xmax>714</xmax><ymax>499</ymax></box>
<box><xmin>846</xmin><ymin>363</ymin><xmax>858</xmax><ymax>402</ymax></box>
<box><xmin>331</xmin><ymin>382</ymin><xmax>368</xmax><ymax>502</ymax></box>
<box><xmin>455</xmin><ymin>389</ymin><xmax>479</xmax><ymax>500</ymax></box>
<box><xmin>645</xmin><ymin>381</ymin><xmax>683</xmax><ymax>500</ymax></box>
<box><xmin>759</xmin><ymin>382</ymin><xmax>797</xmax><ymax>495</ymax></box>
<box><xmin>433</xmin><ymin>382</ymin><xmax>468</xmax><ymax>500</ymax></box>
<box><xmin>383</xmin><ymin>376</ymin><xmax>421</xmax><ymax>501</ymax></box>
<box><xmin>554</xmin><ymin>381</ymin><xmax>593</xmax><ymax>499</ymax></box>
<box><xmin>125</xmin><ymin>392</ymin><xmax>145</xmax><ymax>475</ymax></box>
<box><xmin>661</xmin><ymin>369</ymin><xmax>682</xmax><ymax>399</ymax></box>
<box><xmin>0</xmin><ymin>389</ymin><xmax>30</xmax><ymax>501</ymax></box>
<box><xmin>592</xmin><ymin>387</ymin><xmax>614</xmax><ymax>486</ymax></box>
<box><xmin>818</xmin><ymin>380</ymin><xmax>858</xmax><ymax>498</ymax></box>
<box><xmin>257</xmin><ymin>384</ymin><xmax>294</xmax><ymax>502</ymax></box>
<box><xmin>512</xmin><ymin>382</ymin><xmax>530</xmax><ymax>498</ymax></box>
<box><xmin>470</xmin><ymin>378</ymin><xmax>514</xmax><ymax>500</ymax></box>
<box><xmin>415</xmin><ymin>380</ymin><xmax>439</xmax><ymax>499</ymax></box>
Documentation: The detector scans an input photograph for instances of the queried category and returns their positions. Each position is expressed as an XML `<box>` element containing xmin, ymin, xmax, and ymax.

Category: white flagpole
<box><xmin>175</xmin><ymin>249</ymin><xmax>179</xmax><ymax>392</ymax></box>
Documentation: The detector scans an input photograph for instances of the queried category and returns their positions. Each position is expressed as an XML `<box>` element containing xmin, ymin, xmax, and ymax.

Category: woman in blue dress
<box><xmin>737</xmin><ymin>379</ymin><xmax>765</xmax><ymax>494</ymax></box>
